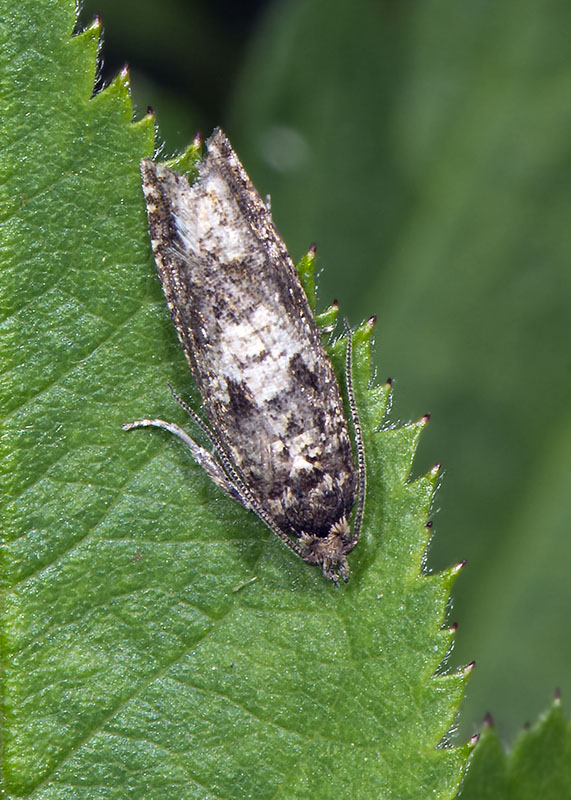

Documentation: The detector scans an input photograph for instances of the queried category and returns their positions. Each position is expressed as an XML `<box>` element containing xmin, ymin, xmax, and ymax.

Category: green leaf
<box><xmin>458</xmin><ymin>698</ymin><xmax>571</xmax><ymax>799</ymax></box>
<box><xmin>294</xmin><ymin>243</ymin><xmax>317</xmax><ymax>311</ymax></box>
<box><xmin>1</xmin><ymin>1</ymin><xmax>468</xmax><ymax>797</ymax></box>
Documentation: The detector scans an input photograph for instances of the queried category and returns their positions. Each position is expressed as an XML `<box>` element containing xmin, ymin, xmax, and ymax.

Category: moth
<box><xmin>124</xmin><ymin>129</ymin><xmax>366</xmax><ymax>583</ymax></box>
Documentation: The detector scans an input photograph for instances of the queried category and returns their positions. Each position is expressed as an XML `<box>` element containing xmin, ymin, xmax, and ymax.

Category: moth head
<box><xmin>299</xmin><ymin>517</ymin><xmax>354</xmax><ymax>584</ymax></box>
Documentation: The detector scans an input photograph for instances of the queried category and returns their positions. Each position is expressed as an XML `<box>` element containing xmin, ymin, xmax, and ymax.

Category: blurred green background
<box><xmin>78</xmin><ymin>0</ymin><xmax>571</xmax><ymax>744</ymax></box>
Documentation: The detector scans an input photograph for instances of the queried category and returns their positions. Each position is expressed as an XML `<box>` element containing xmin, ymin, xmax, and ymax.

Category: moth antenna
<box><xmin>343</xmin><ymin>319</ymin><xmax>366</xmax><ymax>548</ymax></box>
<box><xmin>168</xmin><ymin>384</ymin><xmax>217</xmax><ymax>444</ymax></box>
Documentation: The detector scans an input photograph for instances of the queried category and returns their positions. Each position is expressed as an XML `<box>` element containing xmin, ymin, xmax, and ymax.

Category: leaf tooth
<box><xmin>463</xmin><ymin>660</ymin><xmax>477</xmax><ymax>676</ymax></box>
<box><xmin>482</xmin><ymin>711</ymin><xmax>494</xmax><ymax>728</ymax></box>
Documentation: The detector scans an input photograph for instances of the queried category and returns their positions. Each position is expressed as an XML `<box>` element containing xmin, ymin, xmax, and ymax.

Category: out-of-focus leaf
<box><xmin>459</xmin><ymin>698</ymin><xmax>571</xmax><ymax>799</ymax></box>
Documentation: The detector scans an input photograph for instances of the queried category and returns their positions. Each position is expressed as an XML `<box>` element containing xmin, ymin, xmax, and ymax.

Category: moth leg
<box><xmin>166</xmin><ymin>389</ymin><xmax>308</xmax><ymax>559</ymax></box>
<box><xmin>123</xmin><ymin>410</ymin><xmax>307</xmax><ymax>560</ymax></box>
<box><xmin>167</xmin><ymin>387</ymin><xmax>268</xmax><ymax>509</ymax></box>
<box><xmin>343</xmin><ymin>319</ymin><xmax>366</xmax><ymax>550</ymax></box>
<box><xmin>122</xmin><ymin>418</ymin><xmax>249</xmax><ymax>507</ymax></box>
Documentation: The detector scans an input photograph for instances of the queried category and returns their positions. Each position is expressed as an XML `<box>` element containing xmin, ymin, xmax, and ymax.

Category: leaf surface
<box><xmin>0</xmin><ymin>2</ymin><xmax>468</xmax><ymax>797</ymax></box>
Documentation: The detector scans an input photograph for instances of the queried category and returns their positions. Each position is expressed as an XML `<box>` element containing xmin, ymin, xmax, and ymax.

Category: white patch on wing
<box><xmin>292</xmin><ymin>455</ymin><xmax>314</xmax><ymax>472</ymax></box>
<box><xmin>175</xmin><ymin>173</ymin><xmax>250</xmax><ymax>262</ymax></box>
<box><xmin>216</xmin><ymin>304</ymin><xmax>317</xmax><ymax>404</ymax></box>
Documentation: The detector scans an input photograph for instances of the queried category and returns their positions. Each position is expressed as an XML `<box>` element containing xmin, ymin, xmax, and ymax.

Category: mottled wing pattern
<box><xmin>141</xmin><ymin>130</ymin><xmax>356</xmax><ymax>539</ymax></box>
